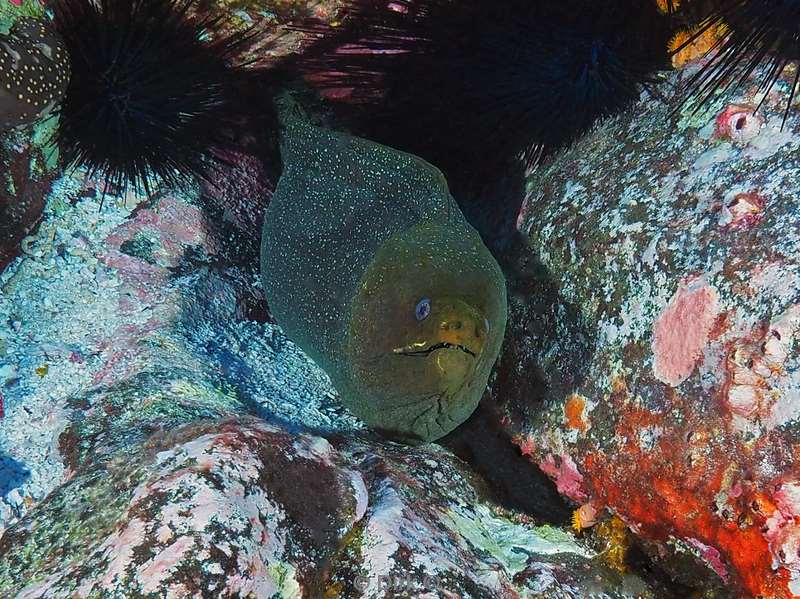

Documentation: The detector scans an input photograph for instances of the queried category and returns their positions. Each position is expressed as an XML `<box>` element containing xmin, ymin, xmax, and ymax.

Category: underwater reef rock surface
<box><xmin>0</xmin><ymin>172</ymin><xmax>659</xmax><ymax>597</ymax></box>
<box><xmin>0</xmin><ymin>120</ymin><xmax>61</xmax><ymax>272</ymax></box>
<box><xmin>504</xmin><ymin>64</ymin><xmax>800</xmax><ymax>598</ymax></box>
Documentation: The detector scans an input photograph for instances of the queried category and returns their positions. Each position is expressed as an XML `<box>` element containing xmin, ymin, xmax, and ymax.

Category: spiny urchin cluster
<box><xmin>50</xmin><ymin>0</ymin><xmax>256</xmax><ymax>195</ymax></box>
<box><xmin>292</xmin><ymin>0</ymin><xmax>673</xmax><ymax>251</ymax></box>
<box><xmin>297</xmin><ymin>0</ymin><xmax>673</xmax><ymax>175</ymax></box>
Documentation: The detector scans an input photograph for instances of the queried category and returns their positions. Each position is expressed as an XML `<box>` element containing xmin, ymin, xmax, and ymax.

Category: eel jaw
<box><xmin>392</xmin><ymin>341</ymin><xmax>477</xmax><ymax>358</ymax></box>
<box><xmin>391</xmin><ymin>340</ymin><xmax>480</xmax><ymax>392</ymax></box>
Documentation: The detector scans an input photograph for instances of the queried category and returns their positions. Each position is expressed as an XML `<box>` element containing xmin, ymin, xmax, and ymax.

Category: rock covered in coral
<box><xmin>0</xmin><ymin>127</ymin><xmax>58</xmax><ymax>271</ymax></box>
<box><xmin>0</xmin><ymin>174</ymin><xmax>347</xmax><ymax>525</ymax></box>
<box><xmin>2</xmin><ymin>412</ymin><xmax>659</xmax><ymax>598</ymax></box>
<box><xmin>0</xmin><ymin>168</ymin><xmax>661</xmax><ymax>597</ymax></box>
<box><xmin>0</xmin><ymin>100</ymin><xmax>66</xmax><ymax>276</ymax></box>
<box><xmin>501</xmin><ymin>62</ymin><xmax>800</xmax><ymax>597</ymax></box>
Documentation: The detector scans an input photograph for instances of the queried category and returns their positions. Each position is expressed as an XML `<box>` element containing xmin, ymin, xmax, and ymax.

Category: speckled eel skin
<box><xmin>261</xmin><ymin>108</ymin><xmax>507</xmax><ymax>443</ymax></box>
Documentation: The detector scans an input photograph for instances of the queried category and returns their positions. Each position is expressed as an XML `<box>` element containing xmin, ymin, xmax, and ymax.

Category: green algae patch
<box><xmin>0</xmin><ymin>465</ymin><xmax>150</xmax><ymax>595</ymax></box>
<box><xmin>0</xmin><ymin>0</ymin><xmax>44</xmax><ymax>33</ymax></box>
<box><xmin>267</xmin><ymin>562</ymin><xmax>302</xmax><ymax>599</ymax></box>
<box><xmin>444</xmin><ymin>505</ymin><xmax>592</xmax><ymax>575</ymax></box>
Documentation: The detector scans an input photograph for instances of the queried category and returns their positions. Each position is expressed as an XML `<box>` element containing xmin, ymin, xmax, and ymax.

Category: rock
<box><xmin>4</xmin><ymin>489</ymin><xmax>22</xmax><ymax>510</ymax></box>
<box><xmin>500</xmin><ymin>62</ymin><xmax>800</xmax><ymax>598</ymax></box>
<box><xmin>0</xmin><ymin>168</ymin><xmax>661</xmax><ymax>597</ymax></box>
<box><xmin>1</xmin><ymin>412</ymin><xmax>661</xmax><ymax>598</ymax></box>
<box><xmin>0</xmin><ymin>122</ymin><xmax>60</xmax><ymax>272</ymax></box>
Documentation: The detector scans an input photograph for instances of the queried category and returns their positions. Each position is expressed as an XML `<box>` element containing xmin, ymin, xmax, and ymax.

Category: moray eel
<box><xmin>261</xmin><ymin>111</ymin><xmax>507</xmax><ymax>443</ymax></box>
<box><xmin>0</xmin><ymin>18</ymin><xmax>69</xmax><ymax>131</ymax></box>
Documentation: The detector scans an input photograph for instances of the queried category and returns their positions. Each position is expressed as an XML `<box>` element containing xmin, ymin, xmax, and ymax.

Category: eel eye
<box><xmin>415</xmin><ymin>298</ymin><xmax>431</xmax><ymax>321</ymax></box>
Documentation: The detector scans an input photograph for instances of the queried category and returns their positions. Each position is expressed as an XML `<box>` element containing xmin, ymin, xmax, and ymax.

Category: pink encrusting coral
<box><xmin>765</xmin><ymin>482</ymin><xmax>800</xmax><ymax>590</ymax></box>
<box><xmin>84</xmin><ymin>195</ymin><xmax>210</xmax><ymax>387</ymax></box>
<box><xmin>58</xmin><ymin>422</ymin><xmax>303</xmax><ymax>598</ymax></box>
<box><xmin>776</xmin><ymin>480</ymin><xmax>800</xmax><ymax>515</ymax></box>
<box><xmin>538</xmin><ymin>452</ymin><xmax>587</xmax><ymax>502</ymax></box>
<box><xmin>764</xmin><ymin>507</ymin><xmax>800</xmax><ymax>592</ymax></box>
<box><xmin>90</xmin><ymin>318</ymin><xmax>166</xmax><ymax>386</ymax></box>
<box><xmin>2</xmin><ymin>412</ymin><xmax>642</xmax><ymax>597</ymax></box>
<box><xmin>687</xmin><ymin>538</ymin><xmax>729</xmax><ymax>582</ymax></box>
<box><xmin>102</xmin><ymin>196</ymin><xmax>209</xmax><ymax>293</ymax></box>
<box><xmin>79</xmin><ymin>518</ymin><xmax>149</xmax><ymax>595</ymax></box>
<box><xmin>714</xmin><ymin>104</ymin><xmax>764</xmax><ymax>144</ymax></box>
<box><xmin>652</xmin><ymin>279</ymin><xmax>720</xmax><ymax>386</ymax></box>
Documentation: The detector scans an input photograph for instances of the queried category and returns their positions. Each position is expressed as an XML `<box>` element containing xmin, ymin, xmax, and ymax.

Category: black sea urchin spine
<box><xmin>673</xmin><ymin>0</ymin><xmax>800</xmax><ymax>125</ymax></box>
<box><xmin>50</xmin><ymin>0</ymin><xmax>256</xmax><ymax>196</ymax></box>
<box><xmin>290</xmin><ymin>0</ymin><xmax>673</xmax><ymax>255</ymax></box>
<box><xmin>297</xmin><ymin>0</ymin><xmax>672</xmax><ymax>173</ymax></box>
<box><xmin>292</xmin><ymin>0</ymin><xmax>672</xmax><ymax>253</ymax></box>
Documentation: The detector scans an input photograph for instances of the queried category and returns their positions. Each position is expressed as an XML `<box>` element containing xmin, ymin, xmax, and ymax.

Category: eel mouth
<box><xmin>393</xmin><ymin>341</ymin><xmax>477</xmax><ymax>358</ymax></box>
<box><xmin>392</xmin><ymin>339</ymin><xmax>480</xmax><ymax>398</ymax></box>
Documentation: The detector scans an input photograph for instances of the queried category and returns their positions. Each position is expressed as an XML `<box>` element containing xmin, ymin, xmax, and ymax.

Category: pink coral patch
<box><xmin>687</xmin><ymin>538</ymin><xmax>729</xmax><ymax>582</ymax></box>
<box><xmin>777</xmin><ymin>481</ymin><xmax>800</xmax><ymax>517</ymax></box>
<box><xmin>138</xmin><ymin>536</ymin><xmax>195</xmax><ymax>594</ymax></box>
<box><xmin>714</xmin><ymin>104</ymin><xmax>763</xmax><ymax>144</ymax></box>
<box><xmin>652</xmin><ymin>279</ymin><xmax>720</xmax><ymax>386</ymax></box>
<box><xmin>539</xmin><ymin>453</ymin><xmax>587</xmax><ymax>502</ymax></box>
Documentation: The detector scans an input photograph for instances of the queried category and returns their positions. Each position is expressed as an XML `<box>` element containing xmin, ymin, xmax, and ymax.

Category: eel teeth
<box><xmin>393</xmin><ymin>341</ymin><xmax>476</xmax><ymax>358</ymax></box>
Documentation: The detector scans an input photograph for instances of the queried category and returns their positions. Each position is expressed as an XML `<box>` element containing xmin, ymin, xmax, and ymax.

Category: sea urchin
<box><xmin>673</xmin><ymin>0</ymin><xmax>800</xmax><ymax>126</ymax></box>
<box><xmin>50</xmin><ymin>0</ymin><xmax>254</xmax><ymax>195</ymax></box>
<box><xmin>298</xmin><ymin>0</ymin><xmax>672</xmax><ymax>172</ymax></box>
<box><xmin>295</xmin><ymin>0</ymin><xmax>672</xmax><ymax>252</ymax></box>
